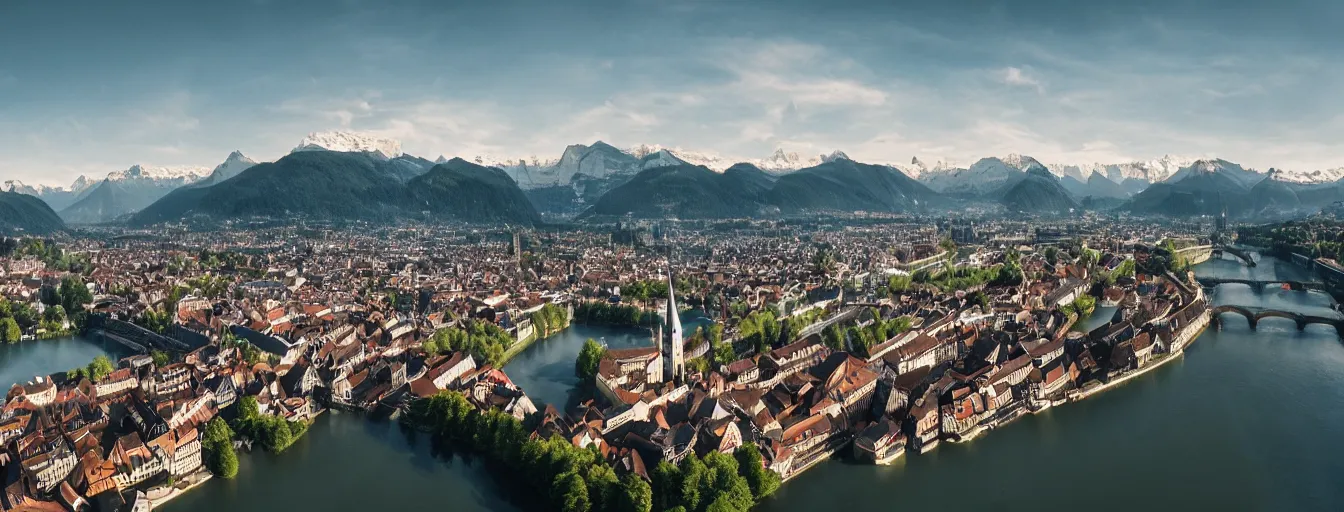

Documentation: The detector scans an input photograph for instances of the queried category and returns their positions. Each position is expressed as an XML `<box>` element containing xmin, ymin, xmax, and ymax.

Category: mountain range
<box><xmin>130</xmin><ymin>148</ymin><xmax>537</xmax><ymax>226</ymax></box>
<box><xmin>1125</xmin><ymin>159</ymin><xmax>1344</xmax><ymax>217</ymax></box>
<box><xmin>9</xmin><ymin>130</ymin><xmax>1344</xmax><ymax>226</ymax></box>
<box><xmin>0</xmin><ymin>191</ymin><xmax>65</xmax><ymax>235</ymax></box>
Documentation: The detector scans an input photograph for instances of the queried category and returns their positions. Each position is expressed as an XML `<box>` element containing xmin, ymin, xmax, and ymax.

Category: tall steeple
<box><xmin>666</xmin><ymin>270</ymin><xmax>684</xmax><ymax>383</ymax></box>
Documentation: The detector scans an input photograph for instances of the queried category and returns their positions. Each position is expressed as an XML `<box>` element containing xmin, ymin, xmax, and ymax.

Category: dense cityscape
<box><xmin>3</xmin><ymin>211</ymin><xmax>1341</xmax><ymax>511</ymax></box>
<box><xmin>7</xmin><ymin>1</ymin><xmax>1344</xmax><ymax>510</ymax></box>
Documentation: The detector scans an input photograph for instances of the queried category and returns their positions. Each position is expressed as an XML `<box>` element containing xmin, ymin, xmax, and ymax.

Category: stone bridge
<box><xmin>1197</xmin><ymin>277</ymin><xmax>1328</xmax><ymax>292</ymax></box>
<box><xmin>1212</xmin><ymin>246</ymin><xmax>1257</xmax><ymax>267</ymax></box>
<box><xmin>1211</xmin><ymin>305</ymin><xmax>1344</xmax><ymax>333</ymax></box>
<box><xmin>794</xmin><ymin>307</ymin><xmax>862</xmax><ymax>342</ymax></box>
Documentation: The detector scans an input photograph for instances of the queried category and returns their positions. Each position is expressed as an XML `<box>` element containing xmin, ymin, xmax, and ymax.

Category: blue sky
<box><xmin>3</xmin><ymin>0</ymin><xmax>1343</xmax><ymax>185</ymax></box>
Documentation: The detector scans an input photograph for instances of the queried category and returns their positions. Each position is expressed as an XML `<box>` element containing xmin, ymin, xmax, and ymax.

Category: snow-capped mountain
<box><xmin>1165</xmin><ymin>159</ymin><xmax>1266</xmax><ymax>189</ymax></box>
<box><xmin>1047</xmin><ymin>155</ymin><xmax>1195</xmax><ymax>186</ymax></box>
<box><xmin>473</xmin><ymin>143</ymin><xmax>860</xmax><ymax>189</ymax></box>
<box><xmin>292</xmin><ymin>131</ymin><xmax>402</xmax><ymax>159</ymax></box>
<box><xmin>59</xmin><ymin>162</ymin><xmax>214</xmax><ymax>224</ymax></box>
<box><xmin>636</xmin><ymin>149</ymin><xmax>689</xmax><ymax>170</ymax></box>
<box><xmin>918</xmin><ymin>155</ymin><xmax>1042</xmax><ymax>196</ymax></box>
<box><xmin>107</xmin><ymin>164</ymin><xmax>211</xmax><ymax>183</ymax></box>
<box><xmin>190</xmin><ymin>151</ymin><xmax>259</xmax><ymax>188</ymax></box>
<box><xmin>1269</xmin><ymin>167</ymin><xmax>1344</xmax><ymax>184</ymax></box>
<box><xmin>629</xmin><ymin>144</ymin><xmax>727</xmax><ymax>170</ymax></box>
<box><xmin>4</xmin><ymin>181</ymin><xmax>57</xmax><ymax>196</ymax></box>
<box><xmin>3</xmin><ymin>176</ymin><xmax>99</xmax><ymax>211</ymax></box>
<box><xmin>896</xmin><ymin>157</ymin><xmax>960</xmax><ymax>179</ymax></box>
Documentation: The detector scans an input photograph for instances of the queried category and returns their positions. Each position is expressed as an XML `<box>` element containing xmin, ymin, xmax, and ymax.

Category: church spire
<box><xmin>666</xmin><ymin>270</ymin><xmax>684</xmax><ymax>383</ymax></box>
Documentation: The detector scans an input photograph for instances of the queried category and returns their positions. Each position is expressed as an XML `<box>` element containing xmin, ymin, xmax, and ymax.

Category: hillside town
<box><xmin>0</xmin><ymin>215</ymin><xmax>1231</xmax><ymax>511</ymax></box>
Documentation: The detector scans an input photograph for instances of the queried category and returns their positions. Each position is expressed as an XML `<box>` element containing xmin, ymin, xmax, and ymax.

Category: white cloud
<box><xmin>998</xmin><ymin>67</ymin><xmax>1044</xmax><ymax>93</ymax></box>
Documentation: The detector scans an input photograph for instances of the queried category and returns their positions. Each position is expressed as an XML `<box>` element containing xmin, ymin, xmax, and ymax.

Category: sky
<box><xmin>3</xmin><ymin>0</ymin><xmax>1344</xmax><ymax>186</ymax></box>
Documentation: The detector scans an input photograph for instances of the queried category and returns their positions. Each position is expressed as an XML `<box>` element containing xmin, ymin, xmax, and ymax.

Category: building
<box><xmin>666</xmin><ymin>272</ymin><xmax>685</xmax><ymax>384</ymax></box>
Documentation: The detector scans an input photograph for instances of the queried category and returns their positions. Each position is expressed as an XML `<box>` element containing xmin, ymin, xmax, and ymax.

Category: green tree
<box><xmin>575</xmin><ymin>338</ymin><xmax>607</xmax><ymax>381</ymax></box>
<box><xmin>9</xmin><ymin>303</ymin><xmax>37</xmax><ymax>330</ymax></box>
<box><xmin>86</xmin><ymin>355</ymin><xmax>114</xmax><ymax>381</ymax></box>
<box><xmin>59</xmin><ymin>276</ymin><xmax>93</xmax><ymax>314</ymax></box>
<box><xmin>151</xmin><ymin>350</ymin><xmax>170</xmax><ymax>367</ymax></box>
<box><xmin>203</xmin><ymin>417</ymin><xmax>239</xmax><ymax>479</ymax></box>
<box><xmin>734</xmin><ymin>445</ymin><xmax>780</xmax><ymax>500</ymax></box>
<box><xmin>823</xmin><ymin>323</ymin><xmax>845</xmax><ymax>351</ymax></box>
<box><xmin>553</xmin><ymin>471</ymin><xmax>591</xmax><ymax>512</ymax></box>
<box><xmin>651</xmin><ymin>461</ymin><xmax>681</xmax><ymax>512</ymax></box>
<box><xmin>41</xmin><ymin>305</ymin><xmax>65</xmax><ymax>324</ymax></box>
<box><xmin>0</xmin><ymin>317</ymin><xmax>20</xmax><ymax>343</ymax></box>
<box><xmin>237</xmin><ymin>396</ymin><xmax>260</xmax><ymax>421</ymax></box>
<box><xmin>678</xmin><ymin>456</ymin><xmax>707</xmax><ymax>512</ymax></box>
<box><xmin>585</xmin><ymin>464</ymin><xmax>619</xmax><ymax>512</ymax></box>
<box><xmin>617</xmin><ymin>472</ymin><xmax>653</xmax><ymax>512</ymax></box>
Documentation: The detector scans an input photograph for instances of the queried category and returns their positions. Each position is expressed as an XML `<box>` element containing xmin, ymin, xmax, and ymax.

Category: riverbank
<box><xmin>148</xmin><ymin>471</ymin><xmax>212</xmax><ymax>510</ymax></box>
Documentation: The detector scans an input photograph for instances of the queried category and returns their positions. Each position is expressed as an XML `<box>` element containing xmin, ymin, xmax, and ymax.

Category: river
<box><xmin>10</xmin><ymin>266</ymin><xmax>1343</xmax><ymax>511</ymax></box>
<box><xmin>160</xmin><ymin>321</ymin><xmax>666</xmax><ymax>512</ymax></box>
<box><xmin>758</xmin><ymin>254</ymin><xmax>1344</xmax><ymax>512</ymax></box>
<box><xmin>0</xmin><ymin>334</ymin><xmax>129</xmax><ymax>390</ymax></box>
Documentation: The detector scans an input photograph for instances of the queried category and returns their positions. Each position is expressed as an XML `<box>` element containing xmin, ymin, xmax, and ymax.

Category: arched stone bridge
<box><xmin>1197</xmin><ymin>277</ymin><xmax>1328</xmax><ymax>292</ymax></box>
<box><xmin>1211</xmin><ymin>305</ymin><xmax>1344</xmax><ymax>333</ymax></box>
<box><xmin>1212</xmin><ymin>246</ymin><xmax>1257</xmax><ymax>267</ymax></box>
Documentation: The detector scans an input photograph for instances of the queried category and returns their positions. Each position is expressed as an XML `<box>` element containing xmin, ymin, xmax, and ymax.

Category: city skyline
<box><xmin>4</xmin><ymin>0</ymin><xmax>1344</xmax><ymax>185</ymax></box>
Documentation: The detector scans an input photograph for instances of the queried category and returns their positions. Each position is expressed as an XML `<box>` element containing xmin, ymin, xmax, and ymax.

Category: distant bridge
<box><xmin>1211</xmin><ymin>305</ymin><xmax>1344</xmax><ymax>333</ymax></box>
<box><xmin>1212</xmin><ymin>246</ymin><xmax>1257</xmax><ymax>267</ymax></box>
<box><xmin>1197</xmin><ymin>277</ymin><xmax>1329</xmax><ymax>292</ymax></box>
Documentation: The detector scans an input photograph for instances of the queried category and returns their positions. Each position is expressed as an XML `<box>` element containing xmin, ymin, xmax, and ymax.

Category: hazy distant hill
<box><xmin>131</xmin><ymin>151</ymin><xmax>536</xmax><ymax>225</ymax></box>
<box><xmin>1125</xmin><ymin>159</ymin><xmax>1259</xmax><ymax>216</ymax></box>
<box><xmin>405</xmin><ymin>158</ymin><xmax>541</xmax><ymax>224</ymax></box>
<box><xmin>0</xmin><ymin>191</ymin><xmax>66</xmax><ymax>234</ymax></box>
<box><xmin>767</xmin><ymin>157</ymin><xmax>939</xmax><ymax>213</ymax></box>
<box><xmin>995</xmin><ymin>167</ymin><xmax>1079</xmax><ymax>213</ymax></box>
<box><xmin>585</xmin><ymin>163</ymin><xmax>775</xmax><ymax>219</ymax></box>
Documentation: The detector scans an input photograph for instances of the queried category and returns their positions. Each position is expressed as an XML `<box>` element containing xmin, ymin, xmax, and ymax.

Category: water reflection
<box><xmin>760</xmin><ymin>253</ymin><xmax>1344</xmax><ymax>512</ymax></box>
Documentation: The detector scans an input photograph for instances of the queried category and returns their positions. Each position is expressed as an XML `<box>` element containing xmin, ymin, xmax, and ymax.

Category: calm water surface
<box><xmin>14</xmin><ymin>263</ymin><xmax>1343</xmax><ymax>511</ymax></box>
<box><xmin>0</xmin><ymin>334</ymin><xmax>126</xmax><ymax>389</ymax></box>
<box><xmin>760</xmin><ymin>254</ymin><xmax>1344</xmax><ymax>512</ymax></box>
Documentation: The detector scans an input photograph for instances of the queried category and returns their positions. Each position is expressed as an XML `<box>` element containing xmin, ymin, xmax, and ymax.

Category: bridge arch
<box><xmin>1212</xmin><ymin>305</ymin><xmax>1257</xmax><ymax>329</ymax></box>
<box><xmin>1211</xmin><ymin>247</ymin><xmax>1257</xmax><ymax>267</ymax></box>
<box><xmin>1198</xmin><ymin>277</ymin><xmax>1327</xmax><ymax>293</ymax></box>
<box><xmin>1253</xmin><ymin>310</ymin><xmax>1304</xmax><ymax>329</ymax></box>
<box><xmin>1211</xmin><ymin>305</ymin><xmax>1344</xmax><ymax>334</ymax></box>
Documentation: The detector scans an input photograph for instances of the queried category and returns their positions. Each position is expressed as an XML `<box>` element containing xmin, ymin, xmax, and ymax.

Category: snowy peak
<box><xmin>1049</xmin><ymin>155</ymin><xmax>1195</xmax><ymax>185</ymax></box>
<box><xmin>1165</xmin><ymin>158</ymin><xmax>1265</xmax><ymax>190</ymax></box>
<box><xmin>292</xmin><ymin>131</ymin><xmax>403</xmax><ymax>159</ymax></box>
<box><xmin>637</xmin><ymin>149</ymin><xmax>689</xmax><ymax>170</ymax></box>
<box><xmin>628</xmin><ymin>144</ymin><xmax>727</xmax><ymax>170</ymax></box>
<box><xmin>918</xmin><ymin>156</ymin><xmax>1031</xmax><ymax>195</ymax></box>
<box><xmin>1268</xmin><ymin>167</ymin><xmax>1344</xmax><ymax>184</ymax></box>
<box><xmin>107</xmin><ymin>164</ymin><xmax>212</xmax><ymax>182</ymax></box>
<box><xmin>821</xmin><ymin>150</ymin><xmax>851</xmax><ymax>163</ymax></box>
<box><xmin>4</xmin><ymin>180</ymin><xmax>52</xmax><ymax>195</ymax></box>
<box><xmin>755</xmin><ymin>149</ymin><xmax>820</xmax><ymax>172</ymax></box>
<box><xmin>999</xmin><ymin>153</ymin><xmax>1044</xmax><ymax>171</ymax></box>
<box><xmin>69</xmin><ymin>175</ymin><xmax>95</xmax><ymax>195</ymax></box>
<box><xmin>200</xmin><ymin>151</ymin><xmax>258</xmax><ymax>185</ymax></box>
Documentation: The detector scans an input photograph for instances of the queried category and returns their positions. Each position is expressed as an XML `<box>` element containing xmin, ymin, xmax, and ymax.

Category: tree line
<box><xmin>422</xmin><ymin>319</ymin><xmax>519</xmax><ymax>367</ymax></box>
<box><xmin>404</xmin><ymin>390</ymin><xmax>779</xmax><ymax>512</ymax></box>
<box><xmin>233</xmin><ymin>396</ymin><xmax>310</xmax><ymax>454</ymax></box>
<box><xmin>531</xmin><ymin>303</ymin><xmax>570</xmax><ymax>337</ymax></box>
<box><xmin>574</xmin><ymin>301</ymin><xmax>663</xmax><ymax>328</ymax></box>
